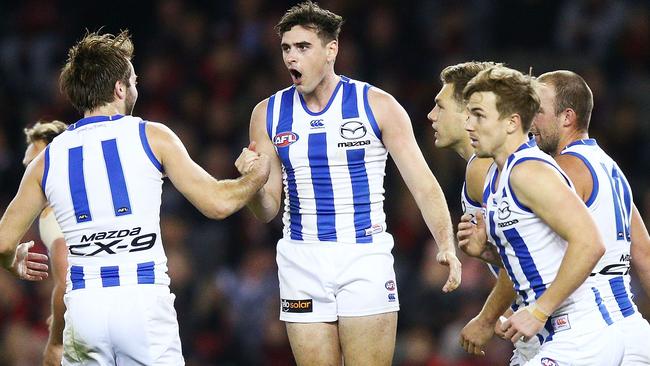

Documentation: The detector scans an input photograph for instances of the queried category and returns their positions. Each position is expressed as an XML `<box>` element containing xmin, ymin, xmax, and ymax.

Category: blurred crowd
<box><xmin>0</xmin><ymin>0</ymin><xmax>648</xmax><ymax>365</ymax></box>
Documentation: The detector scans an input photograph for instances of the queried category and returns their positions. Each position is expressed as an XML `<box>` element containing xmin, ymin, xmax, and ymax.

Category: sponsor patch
<box><xmin>385</xmin><ymin>280</ymin><xmax>396</xmax><ymax>291</ymax></box>
<box><xmin>273</xmin><ymin>132</ymin><xmax>299</xmax><ymax>147</ymax></box>
<box><xmin>541</xmin><ymin>357</ymin><xmax>558</xmax><ymax>366</ymax></box>
<box><xmin>281</xmin><ymin>299</ymin><xmax>313</xmax><ymax>313</ymax></box>
<box><xmin>388</xmin><ymin>293</ymin><xmax>396</xmax><ymax>302</ymax></box>
<box><xmin>497</xmin><ymin>200</ymin><xmax>511</xmax><ymax>219</ymax></box>
<box><xmin>550</xmin><ymin>314</ymin><xmax>571</xmax><ymax>333</ymax></box>
<box><xmin>340</xmin><ymin>121</ymin><xmax>367</xmax><ymax>140</ymax></box>
<box><xmin>310</xmin><ymin>119</ymin><xmax>324</xmax><ymax>129</ymax></box>
<box><xmin>364</xmin><ymin>223</ymin><xmax>384</xmax><ymax>236</ymax></box>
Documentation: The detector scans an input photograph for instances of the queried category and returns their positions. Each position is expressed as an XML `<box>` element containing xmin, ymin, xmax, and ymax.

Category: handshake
<box><xmin>235</xmin><ymin>141</ymin><xmax>272</xmax><ymax>184</ymax></box>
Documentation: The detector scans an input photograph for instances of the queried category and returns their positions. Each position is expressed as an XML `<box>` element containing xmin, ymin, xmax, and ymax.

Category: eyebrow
<box><xmin>281</xmin><ymin>41</ymin><xmax>312</xmax><ymax>48</ymax></box>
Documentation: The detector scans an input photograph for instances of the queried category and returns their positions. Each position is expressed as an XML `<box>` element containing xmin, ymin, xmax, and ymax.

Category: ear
<box><xmin>506</xmin><ymin>114</ymin><xmax>522</xmax><ymax>134</ymax></box>
<box><xmin>114</xmin><ymin>80</ymin><xmax>127</xmax><ymax>101</ymax></box>
<box><xmin>326</xmin><ymin>39</ymin><xmax>338</xmax><ymax>64</ymax></box>
<box><xmin>561</xmin><ymin>108</ymin><xmax>577</xmax><ymax>128</ymax></box>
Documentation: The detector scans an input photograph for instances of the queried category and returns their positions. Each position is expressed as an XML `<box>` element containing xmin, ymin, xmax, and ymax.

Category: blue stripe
<box><xmin>609</xmin><ymin>276</ymin><xmax>635</xmax><ymax>317</ymax></box>
<box><xmin>139</xmin><ymin>121</ymin><xmax>163</xmax><ymax>172</ymax></box>
<box><xmin>347</xmin><ymin>149</ymin><xmax>372</xmax><ymax>243</ymax></box>
<box><xmin>266</xmin><ymin>94</ymin><xmax>275</xmax><ymax>139</ymax></box>
<box><xmin>612</xmin><ymin>167</ymin><xmax>631</xmax><ymax>240</ymax></box>
<box><xmin>488</xmin><ymin>211</ymin><xmax>525</xmax><ymax>298</ymax></box>
<box><xmin>592</xmin><ymin>287</ymin><xmax>613</xmax><ymax>325</ymax></box>
<box><xmin>137</xmin><ymin>261</ymin><xmax>155</xmax><ymax>284</ymax></box>
<box><xmin>100</xmin><ymin>266</ymin><xmax>120</xmax><ymax>287</ymax></box>
<box><xmin>68</xmin><ymin>114</ymin><xmax>125</xmax><ymax>131</ymax></box>
<box><xmin>503</xmin><ymin>228</ymin><xmax>547</xmax><ymax>299</ymax></box>
<box><xmin>341</xmin><ymin>81</ymin><xmax>359</xmax><ymax>119</ymax></box>
<box><xmin>562</xmin><ymin>152</ymin><xmax>599</xmax><ymax>206</ymax></box>
<box><xmin>42</xmin><ymin>146</ymin><xmax>50</xmax><ymax>192</ymax></box>
<box><xmin>70</xmin><ymin>265</ymin><xmax>85</xmax><ymax>290</ymax></box>
<box><xmin>277</xmin><ymin>88</ymin><xmax>302</xmax><ymax>240</ymax></box>
<box><xmin>68</xmin><ymin>146</ymin><xmax>92</xmax><ymax>223</ymax></box>
<box><xmin>601</xmin><ymin>162</ymin><xmax>626</xmax><ymax>240</ymax></box>
<box><xmin>543</xmin><ymin>317</ymin><xmax>555</xmax><ymax>343</ymax></box>
<box><xmin>101</xmin><ymin>139</ymin><xmax>132</xmax><ymax>217</ymax></box>
<box><xmin>565</xmin><ymin>138</ymin><xmax>597</xmax><ymax>148</ymax></box>
<box><xmin>309</xmin><ymin>133</ymin><xmax>336</xmax><ymax>241</ymax></box>
<box><xmin>363</xmin><ymin>84</ymin><xmax>381</xmax><ymax>140</ymax></box>
<box><xmin>618</xmin><ymin>168</ymin><xmax>633</xmax><ymax>224</ymax></box>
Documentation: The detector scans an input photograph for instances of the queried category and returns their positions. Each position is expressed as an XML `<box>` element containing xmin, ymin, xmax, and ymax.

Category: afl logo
<box><xmin>541</xmin><ymin>358</ymin><xmax>558</xmax><ymax>366</ymax></box>
<box><xmin>273</xmin><ymin>132</ymin><xmax>299</xmax><ymax>147</ymax></box>
<box><xmin>385</xmin><ymin>280</ymin><xmax>396</xmax><ymax>291</ymax></box>
<box><xmin>340</xmin><ymin>121</ymin><xmax>367</xmax><ymax>140</ymax></box>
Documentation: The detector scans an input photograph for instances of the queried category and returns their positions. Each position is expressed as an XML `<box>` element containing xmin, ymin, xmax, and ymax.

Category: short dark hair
<box><xmin>440</xmin><ymin>61</ymin><xmax>502</xmax><ymax>109</ymax></box>
<box><xmin>60</xmin><ymin>30</ymin><xmax>134</xmax><ymax>114</ymax></box>
<box><xmin>537</xmin><ymin>70</ymin><xmax>594</xmax><ymax>132</ymax></box>
<box><xmin>463</xmin><ymin>66</ymin><xmax>540</xmax><ymax>132</ymax></box>
<box><xmin>24</xmin><ymin>120</ymin><xmax>68</xmax><ymax>144</ymax></box>
<box><xmin>275</xmin><ymin>1</ymin><xmax>344</xmax><ymax>43</ymax></box>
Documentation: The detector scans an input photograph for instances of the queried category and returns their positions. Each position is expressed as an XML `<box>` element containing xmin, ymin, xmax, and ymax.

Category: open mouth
<box><xmin>289</xmin><ymin>69</ymin><xmax>302</xmax><ymax>84</ymax></box>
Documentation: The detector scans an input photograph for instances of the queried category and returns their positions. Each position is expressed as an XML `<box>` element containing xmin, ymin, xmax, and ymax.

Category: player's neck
<box><xmin>301</xmin><ymin>73</ymin><xmax>340</xmax><ymax>111</ymax></box>
<box><xmin>557</xmin><ymin>130</ymin><xmax>590</xmax><ymax>156</ymax></box>
<box><xmin>454</xmin><ymin>140</ymin><xmax>475</xmax><ymax>162</ymax></box>
<box><xmin>85</xmin><ymin>103</ymin><xmax>125</xmax><ymax>118</ymax></box>
<box><xmin>494</xmin><ymin>135</ymin><xmax>529</xmax><ymax>170</ymax></box>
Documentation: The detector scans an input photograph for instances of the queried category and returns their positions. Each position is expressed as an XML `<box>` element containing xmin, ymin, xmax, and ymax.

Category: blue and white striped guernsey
<box><xmin>561</xmin><ymin>139</ymin><xmax>637</xmax><ymax>324</ymax></box>
<box><xmin>43</xmin><ymin>115</ymin><xmax>169</xmax><ymax>292</ymax></box>
<box><xmin>484</xmin><ymin>140</ymin><xmax>608</xmax><ymax>338</ymax></box>
<box><xmin>267</xmin><ymin>76</ymin><xmax>387</xmax><ymax>244</ymax></box>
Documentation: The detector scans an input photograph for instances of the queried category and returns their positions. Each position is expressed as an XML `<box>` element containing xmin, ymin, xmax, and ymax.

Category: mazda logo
<box><xmin>340</xmin><ymin>121</ymin><xmax>367</xmax><ymax>140</ymax></box>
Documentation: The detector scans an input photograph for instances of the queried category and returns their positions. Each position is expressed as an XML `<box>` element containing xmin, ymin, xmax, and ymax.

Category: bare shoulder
<box><xmin>466</xmin><ymin>157</ymin><xmax>493</xmax><ymax>202</ymax></box>
<box><xmin>366</xmin><ymin>86</ymin><xmax>408</xmax><ymax>129</ymax></box>
<box><xmin>555</xmin><ymin>153</ymin><xmax>590</xmax><ymax>180</ymax></box>
<box><xmin>467</xmin><ymin>157</ymin><xmax>493</xmax><ymax>180</ymax></box>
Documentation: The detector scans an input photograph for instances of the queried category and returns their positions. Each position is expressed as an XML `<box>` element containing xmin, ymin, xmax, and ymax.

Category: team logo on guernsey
<box><xmin>339</xmin><ymin>121</ymin><xmax>367</xmax><ymax>140</ymax></box>
<box><xmin>385</xmin><ymin>280</ymin><xmax>396</xmax><ymax>291</ymax></box>
<box><xmin>388</xmin><ymin>293</ymin><xmax>396</xmax><ymax>302</ymax></box>
<box><xmin>540</xmin><ymin>357</ymin><xmax>558</xmax><ymax>366</ymax></box>
<box><xmin>281</xmin><ymin>299</ymin><xmax>313</xmax><ymax>313</ymax></box>
<box><xmin>273</xmin><ymin>132</ymin><xmax>299</xmax><ymax>147</ymax></box>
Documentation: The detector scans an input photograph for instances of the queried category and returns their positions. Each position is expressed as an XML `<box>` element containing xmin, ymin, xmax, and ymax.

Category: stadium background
<box><xmin>0</xmin><ymin>0</ymin><xmax>648</xmax><ymax>365</ymax></box>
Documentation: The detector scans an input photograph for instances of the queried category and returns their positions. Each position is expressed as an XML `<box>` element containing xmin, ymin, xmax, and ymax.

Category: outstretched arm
<box><xmin>0</xmin><ymin>154</ymin><xmax>49</xmax><ymax>280</ymax></box>
<box><xmin>369</xmin><ymin>87</ymin><xmax>461</xmax><ymax>292</ymax></box>
<box><xmin>239</xmin><ymin>99</ymin><xmax>284</xmax><ymax>223</ymax></box>
<box><xmin>146</xmin><ymin>122</ymin><xmax>270</xmax><ymax>220</ymax></box>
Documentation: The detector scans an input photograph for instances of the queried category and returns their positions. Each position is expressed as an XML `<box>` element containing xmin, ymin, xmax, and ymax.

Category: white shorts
<box><xmin>523</xmin><ymin>324</ymin><xmax>623</xmax><ymax>366</ymax></box>
<box><xmin>62</xmin><ymin>285</ymin><xmax>184</xmax><ymax>365</ymax></box>
<box><xmin>615</xmin><ymin>312</ymin><xmax>650</xmax><ymax>365</ymax></box>
<box><xmin>277</xmin><ymin>233</ymin><xmax>400</xmax><ymax>322</ymax></box>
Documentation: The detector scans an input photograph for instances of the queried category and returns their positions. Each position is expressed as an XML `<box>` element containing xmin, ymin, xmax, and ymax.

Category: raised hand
<box><xmin>437</xmin><ymin>250</ymin><xmax>461</xmax><ymax>292</ymax></box>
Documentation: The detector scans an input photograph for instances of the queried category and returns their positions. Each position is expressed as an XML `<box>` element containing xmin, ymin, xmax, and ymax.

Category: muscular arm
<box><xmin>631</xmin><ymin>205</ymin><xmax>650</xmax><ymax>298</ymax></box>
<box><xmin>510</xmin><ymin>161</ymin><xmax>605</xmax><ymax>314</ymax></box>
<box><xmin>244</xmin><ymin>100</ymin><xmax>284</xmax><ymax>222</ymax></box>
<box><xmin>369</xmin><ymin>87</ymin><xmax>460</xmax><ymax>291</ymax></box>
<box><xmin>0</xmin><ymin>154</ymin><xmax>48</xmax><ymax>273</ymax></box>
<box><xmin>478</xmin><ymin>269</ymin><xmax>516</xmax><ymax>322</ymax></box>
<box><xmin>146</xmin><ymin>122</ymin><xmax>269</xmax><ymax>220</ymax></box>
